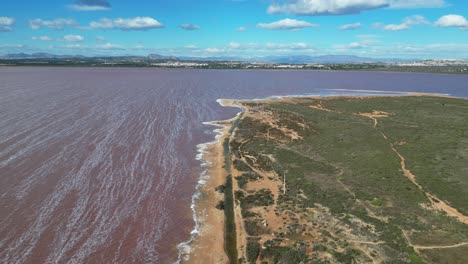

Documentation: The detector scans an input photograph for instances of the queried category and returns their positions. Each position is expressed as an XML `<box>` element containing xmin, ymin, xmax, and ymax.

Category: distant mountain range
<box><xmin>0</xmin><ymin>52</ymin><xmax>425</xmax><ymax>64</ymax></box>
<box><xmin>1</xmin><ymin>53</ymin><xmax>87</xmax><ymax>59</ymax></box>
<box><xmin>178</xmin><ymin>54</ymin><xmax>416</xmax><ymax>64</ymax></box>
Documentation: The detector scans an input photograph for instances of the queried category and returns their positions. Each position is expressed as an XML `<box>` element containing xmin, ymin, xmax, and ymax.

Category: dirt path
<box><xmin>223</xmin><ymin>101</ymin><xmax>249</xmax><ymax>261</ymax></box>
<box><xmin>389</xmin><ymin>143</ymin><xmax>468</xmax><ymax>225</ymax></box>
<box><xmin>403</xmin><ymin>231</ymin><xmax>468</xmax><ymax>251</ymax></box>
<box><xmin>348</xmin><ymin>240</ymin><xmax>386</xmax><ymax>245</ymax></box>
<box><xmin>354</xmin><ymin>111</ymin><xmax>391</xmax><ymax>128</ymax></box>
<box><xmin>414</xmin><ymin>242</ymin><xmax>468</xmax><ymax>250</ymax></box>
<box><xmin>354</xmin><ymin>110</ymin><xmax>468</xmax><ymax>225</ymax></box>
<box><xmin>310</xmin><ymin>101</ymin><xmax>340</xmax><ymax>113</ymax></box>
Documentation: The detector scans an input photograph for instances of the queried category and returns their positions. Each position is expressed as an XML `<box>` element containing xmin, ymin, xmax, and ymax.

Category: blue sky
<box><xmin>1</xmin><ymin>0</ymin><xmax>468</xmax><ymax>58</ymax></box>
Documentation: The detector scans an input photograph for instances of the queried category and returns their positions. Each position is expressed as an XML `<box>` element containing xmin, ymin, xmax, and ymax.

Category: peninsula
<box><xmin>193</xmin><ymin>95</ymin><xmax>468</xmax><ymax>263</ymax></box>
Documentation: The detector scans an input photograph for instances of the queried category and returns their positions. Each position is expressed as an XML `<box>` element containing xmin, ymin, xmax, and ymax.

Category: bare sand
<box><xmin>186</xmin><ymin>137</ymin><xmax>229</xmax><ymax>263</ymax></box>
<box><xmin>185</xmin><ymin>100</ymin><xmax>244</xmax><ymax>263</ymax></box>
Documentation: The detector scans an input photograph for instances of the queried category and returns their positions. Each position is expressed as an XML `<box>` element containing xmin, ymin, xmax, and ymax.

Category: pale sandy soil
<box><xmin>186</xmin><ymin>126</ymin><xmax>229</xmax><ymax>264</ymax></box>
<box><xmin>247</xmin><ymin>106</ymin><xmax>304</xmax><ymax>141</ymax></box>
<box><xmin>186</xmin><ymin>99</ymin><xmax>243</xmax><ymax>264</ymax></box>
<box><xmin>354</xmin><ymin>111</ymin><xmax>392</xmax><ymax>128</ymax></box>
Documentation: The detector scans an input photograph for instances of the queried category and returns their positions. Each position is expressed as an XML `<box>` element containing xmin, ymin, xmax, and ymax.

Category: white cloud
<box><xmin>334</xmin><ymin>35</ymin><xmax>380</xmax><ymax>51</ymax></box>
<box><xmin>388</xmin><ymin>0</ymin><xmax>445</xmax><ymax>9</ymax></box>
<box><xmin>435</xmin><ymin>14</ymin><xmax>468</xmax><ymax>29</ymax></box>
<box><xmin>339</xmin><ymin>23</ymin><xmax>362</xmax><ymax>30</ymax></box>
<box><xmin>383</xmin><ymin>23</ymin><xmax>409</xmax><ymax>31</ymax></box>
<box><xmin>267</xmin><ymin>0</ymin><xmax>446</xmax><ymax>16</ymax></box>
<box><xmin>227</xmin><ymin>42</ymin><xmax>242</xmax><ymax>49</ymax></box>
<box><xmin>333</xmin><ymin>41</ymin><xmax>367</xmax><ymax>51</ymax></box>
<box><xmin>184</xmin><ymin>45</ymin><xmax>198</xmax><ymax>49</ymax></box>
<box><xmin>61</xmin><ymin>35</ymin><xmax>84</xmax><ymax>42</ymax></box>
<box><xmin>96</xmin><ymin>42</ymin><xmax>124</xmax><ymax>50</ymax></box>
<box><xmin>0</xmin><ymin>17</ymin><xmax>15</xmax><ymax>32</ymax></box>
<box><xmin>180</xmin><ymin>24</ymin><xmax>200</xmax><ymax>31</ymax></box>
<box><xmin>389</xmin><ymin>43</ymin><xmax>468</xmax><ymax>58</ymax></box>
<box><xmin>194</xmin><ymin>42</ymin><xmax>317</xmax><ymax>55</ymax></box>
<box><xmin>348</xmin><ymin>42</ymin><xmax>365</xmax><ymax>49</ymax></box>
<box><xmin>257</xmin><ymin>18</ymin><xmax>318</xmax><ymax>30</ymax></box>
<box><xmin>205</xmin><ymin>48</ymin><xmax>224</xmax><ymax>53</ymax></box>
<box><xmin>268</xmin><ymin>0</ymin><xmax>388</xmax><ymax>15</ymax></box>
<box><xmin>377</xmin><ymin>15</ymin><xmax>429</xmax><ymax>31</ymax></box>
<box><xmin>63</xmin><ymin>44</ymin><xmax>86</xmax><ymax>49</ymax></box>
<box><xmin>32</xmin><ymin>36</ymin><xmax>53</xmax><ymax>41</ymax></box>
<box><xmin>69</xmin><ymin>4</ymin><xmax>110</xmax><ymax>11</ymax></box>
<box><xmin>227</xmin><ymin>42</ymin><xmax>315</xmax><ymax>51</ymax></box>
<box><xmin>29</xmin><ymin>18</ymin><xmax>78</xmax><ymax>30</ymax></box>
<box><xmin>237</xmin><ymin>26</ymin><xmax>247</xmax><ymax>32</ymax></box>
<box><xmin>266</xmin><ymin>42</ymin><xmax>312</xmax><ymax>50</ymax></box>
<box><xmin>96</xmin><ymin>36</ymin><xmax>106</xmax><ymax>41</ymax></box>
<box><xmin>69</xmin><ymin>0</ymin><xmax>111</xmax><ymax>11</ymax></box>
<box><xmin>90</xmin><ymin>17</ymin><xmax>164</xmax><ymax>30</ymax></box>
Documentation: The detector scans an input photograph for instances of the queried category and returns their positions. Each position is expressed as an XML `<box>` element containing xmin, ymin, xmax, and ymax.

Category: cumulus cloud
<box><xmin>257</xmin><ymin>18</ymin><xmax>318</xmax><ymax>30</ymax></box>
<box><xmin>389</xmin><ymin>43</ymin><xmax>468</xmax><ymax>58</ymax></box>
<box><xmin>388</xmin><ymin>0</ymin><xmax>445</xmax><ymax>9</ymax></box>
<box><xmin>61</xmin><ymin>35</ymin><xmax>85</xmax><ymax>42</ymax></box>
<box><xmin>435</xmin><ymin>14</ymin><xmax>468</xmax><ymax>29</ymax></box>
<box><xmin>203</xmin><ymin>42</ymin><xmax>316</xmax><ymax>54</ymax></box>
<box><xmin>90</xmin><ymin>17</ymin><xmax>164</xmax><ymax>30</ymax></box>
<box><xmin>339</xmin><ymin>23</ymin><xmax>362</xmax><ymax>30</ymax></box>
<box><xmin>32</xmin><ymin>36</ymin><xmax>53</xmax><ymax>41</ymax></box>
<box><xmin>180</xmin><ymin>24</ymin><xmax>200</xmax><ymax>31</ymax></box>
<box><xmin>267</xmin><ymin>0</ymin><xmax>445</xmax><ymax>16</ymax></box>
<box><xmin>237</xmin><ymin>25</ymin><xmax>253</xmax><ymax>32</ymax></box>
<box><xmin>69</xmin><ymin>0</ymin><xmax>111</xmax><ymax>11</ymax></box>
<box><xmin>29</xmin><ymin>18</ymin><xmax>78</xmax><ymax>30</ymax></box>
<box><xmin>96</xmin><ymin>42</ymin><xmax>124</xmax><ymax>50</ymax></box>
<box><xmin>334</xmin><ymin>35</ymin><xmax>379</xmax><ymax>51</ymax></box>
<box><xmin>227</xmin><ymin>42</ymin><xmax>242</xmax><ymax>49</ymax></box>
<box><xmin>348</xmin><ymin>42</ymin><xmax>366</xmax><ymax>49</ymax></box>
<box><xmin>96</xmin><ymin>36</ymin><xmax>106</xmax><ymax>41</ymax></box>
<box><xmin>184</xmin><ymin>45</ymin><xmax>198</xmax><ymax>49</ymax></box>
<box><xmin>334</xmin><ymin>42</ymin><xmax>366</xmax><ymax>50</ymax></box>
<box><xmin>190</xmin><ymin>42</ymin><xmax>317</xmax><ymax>55</ymax></box>
<box><xmin>376</xmin><ymin>15</ymin><xmax>429</xmax><ymax>31</ymax></box>
<box><xmin>0</xmin><ymin>17</ymin><xmax>15</xmax><ymax>32</ymax></box>
<box><xmin>265</xmin><ymin>42</ymin><xmax>312</xmax><ymax>50</ymax></box>
<box><xmin>268</xmin><ymin>0</ymin><xmax>388</xmax><ymax>16</ymax></box>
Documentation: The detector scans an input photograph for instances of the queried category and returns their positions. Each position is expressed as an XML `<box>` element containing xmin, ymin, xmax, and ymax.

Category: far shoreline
<box><xmin>2</xmin><ymin>65</ymin><xmax>468</xmax><ymax>77</ymax></box>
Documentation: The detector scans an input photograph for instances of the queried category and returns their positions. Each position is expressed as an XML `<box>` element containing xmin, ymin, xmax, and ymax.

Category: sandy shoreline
<box><xmin>181</xmin><ymin>99</ymin><xmax>245</xmax><ymax>263</ymax></box>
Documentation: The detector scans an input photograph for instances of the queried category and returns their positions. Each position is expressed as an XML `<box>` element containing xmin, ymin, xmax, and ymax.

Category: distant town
<box><xmin>1</xmin><ymin>53</ymin><xmax>467</xmax><ymax>75</ymax></box>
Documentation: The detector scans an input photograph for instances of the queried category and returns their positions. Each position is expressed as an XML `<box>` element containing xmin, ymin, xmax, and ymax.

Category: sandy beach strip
<box><xmin>183</xmin><ymin>100</ymin><xmax>245</xmax><ymax>264</ymax></box>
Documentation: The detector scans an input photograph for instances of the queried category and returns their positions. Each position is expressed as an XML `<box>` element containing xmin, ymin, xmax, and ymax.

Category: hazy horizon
<box><xmin>1</xmin><ymin>0</ymin><xmax>468</xmax><ymax>59</ymax></box>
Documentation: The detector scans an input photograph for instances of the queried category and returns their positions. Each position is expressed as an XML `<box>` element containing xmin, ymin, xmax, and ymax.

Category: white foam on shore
<box><xmin>174</xmin><ymin>139</ymin><xmax>217</xmax><ymax>263</ymax></box>
<box><xmin>175</xmin><ymin>101</ymin><xmax>243</xmax><ymax>264</ymax></box>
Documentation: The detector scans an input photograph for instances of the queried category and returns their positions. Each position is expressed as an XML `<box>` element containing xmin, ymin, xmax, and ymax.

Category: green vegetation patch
<box><xmin>232</xmin><ymin>96</ymin><xmax>468</xmax><ymax>263</ymax></box>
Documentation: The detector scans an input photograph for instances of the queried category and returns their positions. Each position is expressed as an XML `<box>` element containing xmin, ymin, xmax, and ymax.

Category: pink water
<box><xmin>0</xmin><ymin>67</ymin><xmax>466</xmax><ymax>263</ymax></box>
